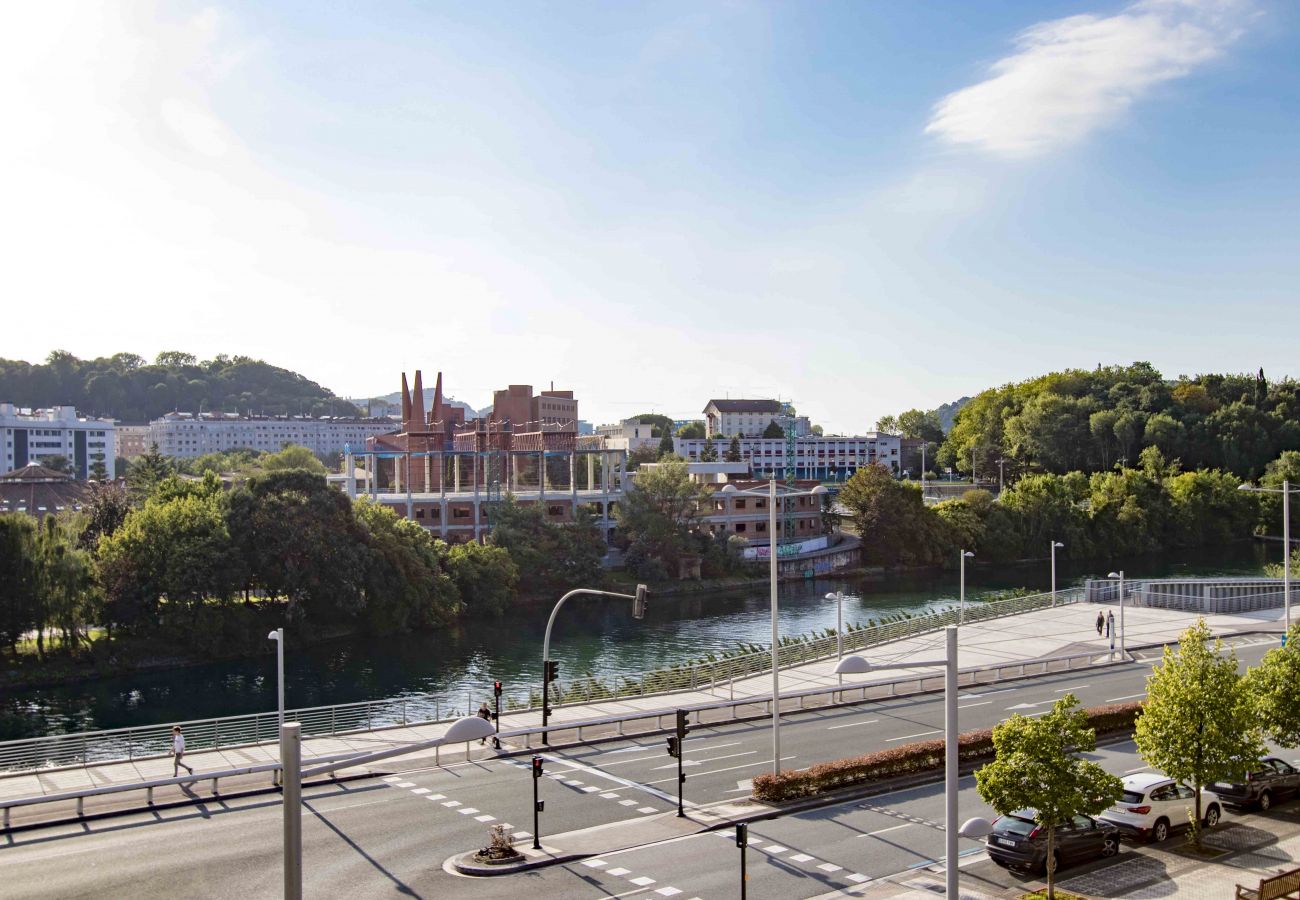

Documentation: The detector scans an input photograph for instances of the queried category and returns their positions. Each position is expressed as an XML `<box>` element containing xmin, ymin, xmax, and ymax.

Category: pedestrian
<box><xmin>1096</xmin><ymin>610</ymin><xmax>1105</xmax><ymax>636</ymax></box>
<box><xmin>172</xmin><ymin>725</ymin><xmax>193</xmax><ymax>778</ymax></box>
<box><xmin>477</xmin><ymin>702</ymin><xmax>491</xmax><ymax>746</ymax></box>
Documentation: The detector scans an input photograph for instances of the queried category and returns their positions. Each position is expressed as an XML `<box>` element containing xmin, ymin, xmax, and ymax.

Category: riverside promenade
<box><xmin>0</xmin><ymin>598</ymin><xmax>1287</xmax><ymax>830</ymax></box>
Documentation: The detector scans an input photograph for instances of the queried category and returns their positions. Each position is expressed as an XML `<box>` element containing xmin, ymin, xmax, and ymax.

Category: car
<box><xmin>1212</xmin><ymin>758</ymin><xmax>1300</xmax><ymax>811</ymax></box>
<box><xmin>985</xmin><ymin>809</ymin><xmax>1120</xmax><ymax>874</ymax></box>
<box><xmin>1098</xmin><ymin>772</ymin><xmax>1223</xmax><ymax>843</ymax></box>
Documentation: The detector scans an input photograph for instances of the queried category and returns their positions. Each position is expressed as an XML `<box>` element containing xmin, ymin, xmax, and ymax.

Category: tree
<box><xmin>127</xmin><ymin>444</ymin><xmax>174</xmax><ymax>502</ymax></box>
<box><xmin>1134</xmin><ymin>619</ymin><xmax>1263</xmax><ymax>848</ymax></box>
<box><xmin>626</xmin><ymin>446</ymin><xmax>659</xmax><ymax>470</ymax></box>
<box><xmin>699</xmin><ymin>436</ymin><xmax>719</xmax><ymax>461</ymax></box>
<box><xmin>657</xmin><ymin>433</ymin><xmax>676</xmax><ymax>455</ymax></box>
<box><xmin>42</xmin><ymin>455</ymin><xmax>71</xmax><ymax>474</ymax></box>
<box><xmin>724</xmin><ymin>436</ymin><xmax>742</xmax><ymax>463</ymax></box>
<box><xmin>839</xmin><ymin>464</ymin><xmax>948</xmax><ymax>566</ymax></box>
<box><xmin>617</xmin><ymin>457</ymin><xmax>709</xmax><ymax>576</ymax></box>
<box><xmin>0</xmin><ymin>514</ymin><xmax>40</xmax><ymax>652</ymax></box>
<box><xmin>487</xmin><ymin>497</ymin><xmax>604</xmax><ymax>596</ymax></box>
<box><xmin>633</xmin><ymin>413</ymin><xmax>675</xmax><ymax>437</ymax></box>
<box><xmin>445</xmin><ymin>540</ymin><xmax>519</xmax><ymax>617</ymax></box>
<box><xmin>675</xmin><ymin>421</ymin><xmax>705</xmax><ymax>439</ymax></box>
<box><xmin>353</xmin><ymin>499</ymin><xmax>461</xmax><ymax>632</ymax></box>
<box><xmin>1244</xmin><ymin>622</ymin><xmax>1300</xmax><ymax>748</ymax></box>
<box><xmin>78</xmin><ymin>480</ymin><xmax>131</xmax><ymax>551</ymax></box>
<box><xmin>976</xmin><ymin>694</ymin><xmax>1122</xmax><ymax>899</ymax></box>
<box><xmin>263</xmin><ymin>444</ymin><xmax>328</xmax><ymax>474</ymax></box>
<box><xmin>762</xmin><ymin>420</ymin><xmax>785</xmax><ymax>439</ymax></box>
<box><xmin>897</xmin><ymin>409</ymin><xmax>944</xmax><ymax>442</ymax></box>
<box><xmin>874</xmin><ymin>415</ymin><xmax>899</xmax><ymax>435</ymax></box>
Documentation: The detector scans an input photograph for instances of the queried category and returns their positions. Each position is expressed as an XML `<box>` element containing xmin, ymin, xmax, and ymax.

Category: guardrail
<box><xmin>0</xmin><ymin>586</ymin><xmax>1085</xmax><ymax>775</ymax></box>
<box><xmin>0</xmin><ymin>640</ymin><xmax>1130</xmax><ymax>830</ymax></box>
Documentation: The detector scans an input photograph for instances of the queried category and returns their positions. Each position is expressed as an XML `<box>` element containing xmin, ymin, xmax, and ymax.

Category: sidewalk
<box><xmin>1</xmin><ymin>601</ymin><xmax>1285</xmax><ymax>831</ymax></box>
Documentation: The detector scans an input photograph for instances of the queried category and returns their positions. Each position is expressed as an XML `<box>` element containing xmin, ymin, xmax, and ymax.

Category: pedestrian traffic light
<box><xmin>666</xmin><ymin>736</ymin><xmax>679</xmax><ymax>758</ymax></box>
<box><xmin>493</xmin><ymin>680</ymin><xmax>502</xmax><ymax>698</ymax></box>
<box><xmin>676</xmin><ymin>709</ymin><xmax>691</xmax><ymax>741</ymax></box>
<box><xmin>736</xmin><ymin>822</ymin><xmax>748</xmax><ymax>848</ymax></box>
<box><xmin>531</xmin><ymin>756</ymin><xmax>543</xmax><ymax>778</ymax></box>
<box><xmin>633</xmin><ymin>583</ymin><xmax>648</xmax><ymax>619</ymax></box>
<box><xmin>544</xmin><ymin>660</ymin><xmax>559</xmax><ymax>683</ymax></box>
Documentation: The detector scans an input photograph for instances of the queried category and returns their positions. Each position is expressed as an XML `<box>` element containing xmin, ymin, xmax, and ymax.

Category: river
<box><xmin>0</xmin><ymin>542</ymin><xmax>1276</xmax><ymax>740</ymax></box>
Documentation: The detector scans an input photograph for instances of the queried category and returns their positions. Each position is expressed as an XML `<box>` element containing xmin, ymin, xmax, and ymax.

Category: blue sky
<box><xmin>3</xmin><ymin>1</ymin><xmax>1298</xmax><ymax>432</ymax></box>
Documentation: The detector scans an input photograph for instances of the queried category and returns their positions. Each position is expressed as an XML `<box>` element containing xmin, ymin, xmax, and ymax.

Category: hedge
<box><xmin>751</xmin><ymin>701</ymin><xmax>1143</xmax><ymax>803</ymax></box>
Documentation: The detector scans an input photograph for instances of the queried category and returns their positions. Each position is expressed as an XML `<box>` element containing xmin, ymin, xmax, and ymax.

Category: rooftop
<box><xmin>704</xmin><ymin>399</ymin><xmax>783</xmax><ymax>414</ymax></box>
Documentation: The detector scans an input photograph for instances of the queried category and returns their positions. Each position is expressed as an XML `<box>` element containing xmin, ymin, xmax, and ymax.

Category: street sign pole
<box><xmin>737</xmin><ymin>823</ymin><xmax>748</xmax><ymax>900</ymax></box>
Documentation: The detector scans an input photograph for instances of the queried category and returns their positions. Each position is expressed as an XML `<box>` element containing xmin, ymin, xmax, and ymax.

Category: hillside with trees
<box><xmin>0</xmin><ymin>351</ymin><xmax>362</xmax><ymax>423</ymax></box>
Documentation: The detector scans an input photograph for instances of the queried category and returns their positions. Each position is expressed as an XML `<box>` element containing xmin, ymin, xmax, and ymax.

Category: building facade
<box><xmin>148</xmin><ymin>413</ymin><xmax>397</xmax><ymax>459</ymax></box>
<box><xmin>1</xmin><ymin>403</ymin><xmax>115</xmax><ymax>480</ymax></box>
<box><xmin>674</xmin><ymin>433</ymin><xmax>901</xmax><ymax>480</ymax></box>
<box><xmin>351</xmin><ymin>370</ymin><xmax>625</xmax><ymax>544</ymax></box>
<box><xmin>114</xmin><ymin>424</ymin><xmax>151</xmax><ymax>460</ymax></box>
<box><xmin>702</xmin><ymin>399</ymin><xmax>810</xmax><ymax>438</ymax></box>
<box><xmin>595</xmin><ymin>418</ymin><xmax>658</xmax><ymax>452</ymax></box>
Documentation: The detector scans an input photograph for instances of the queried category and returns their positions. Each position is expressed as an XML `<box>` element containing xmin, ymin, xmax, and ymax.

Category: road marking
<box><xmin>643</xmin><ymin>755</ymin><xmax>797</xmax><ymax>786</ymax></box>
<box><xmin>638</xmin><ymin>806</ymin><xmax>657</xmax><ymax>814</ymax></box>
<box><xmin>581</xmin><ymin>786</ymin><xmax>601</xmax><ymax>793</ymax></box>
<box><xmin>652</xmin><ymin>751</ymin><xmax>757</xmax><ymax>771</ymax></box>
<box><xmin>1056</xmin><ymin>685</ymin><xmax>1088</xmax><ymax>692</ymax></box>
<box><xmin>410</xmin><ymin>788</ymin><xmax>430</xmax><ymax>795</ymax></box>
<box><xmin>583</xmin><ymin>859</ymin><xmax>607</xmax><ymax>868</ymax></box>
<box><xmin>763</xmin><ymin>845</ymin><xmax>789</xmax><ymax>854</ymax></box>
<box><xmin>457</xmin><ymin>807</ymin><xmax>480</xmax><ymax>815</ymax></box>
<box><xmin>1125</xmin><ymin>765</ymin><xmax>1151</xmax><ymax>774</ymax></box>
<box><xmin>865</xmin><ymin>824</ymin><xmax>912</xmax><ymax>837</ymax></box>
<box><xmin>1106</xmin><ymin>692</ymin><xmax>1146</xmax><ymax>702</ymax></box>
<box><xmin>828</xmin><ymin>718</ymin><xmax>880</xmax><ymax>731</ymax></box>
<box><xmin>619</xmin><ymin>799</ymin><xmax>638</xmax><ymax>806</ymax></box>
<box><xmin>655</xmin><ymin>889</ymin><xmax>682</xmax><ymax>897</ymax></box>
<box><xmin>442</xmin><ymin>800</ymin><xmax>461</xmax><ymax>807</ymax></box>
<box><xmin>475</xmin><ymin>814</ymin><xmax>495</xmax><ymax>822</ymax></box>
<box><xmin>607</xmin><ymin>867</ymin><xmax>632</xmax><ymax>877</ymax></box>
<box><xmin>790</xmin><ymin>853</ymin><xmax>815</xmax><ymax>862</ymax></box>
<box><xmin>957</xmin><ymin>701</ymin><xmax>991</xmax><ymax>710</ymax></box>
<box><xmin>818</xmin><ymin>862</ymin><xmax>843</xmax><ymax>872</ymax></box>
<box><xmin>886</xmin><ymin>730</ymin><xmax>942</xmax><ymax>742</ymax></box>
<box><xmin>425</xmin><ymin>793</ymin><xmax>445</xmax><ymax>800</ymax></box>
<box><xmin>629</xmin><ymin>876</ymin><xmax>656</xmax><ymax>886</ymax></box>
<box><xmin>601</xmin><ymin>792</ymin><xmax>621</xmax><ymax>799</ymax></box>
<box><xmin>959</xmin><ymin>688</ymin><xmax>1014</xmax><ymax>699</ymax></box>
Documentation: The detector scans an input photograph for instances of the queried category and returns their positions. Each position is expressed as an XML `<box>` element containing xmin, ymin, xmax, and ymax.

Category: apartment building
<box><xmin>0</xmin><ymin>403</ymin><xmax>115</xmax><ymax>480</ymax></box>
<box><xmin>674</xmin><ymin>433</ymin><xmax>901</xmax><ymax>480</ymax></box>
<box><xmin>149</xmin><ymin>412</ymin><xmax>397</xmax><ymax>458</ymax></box>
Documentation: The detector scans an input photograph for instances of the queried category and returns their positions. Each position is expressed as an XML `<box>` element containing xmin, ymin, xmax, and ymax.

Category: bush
<box><xmin>751</xmin><ymin>701</ymin><xmax>1142</xmax><ymax>802</ymax></box>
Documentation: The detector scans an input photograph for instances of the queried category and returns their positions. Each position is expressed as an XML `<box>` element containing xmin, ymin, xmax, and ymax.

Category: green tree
<box><xmin>78</xmin><ymin>480</ymin><xmax>132</xmax><ymax>551</ymax></box>
<box><xmin>488</xmin><ymin>497</ymin><xmax>604</xmax><ymax>596</ymax></box>
<box><xmin>724</xmin><ymin>436</ymin><xmax>742</xmax><ymax>463</ymax></box>
<box><xmin>699</xmin><ymin>436</ymin><xmax>719</xmax><ymax>461</ymax></box>
<box><xmin>657</xmin><ymin>433</ymin><xmax>676</xmax><ymax>455</ymax></box>
<box><xmin>675</xmin><ymin>421</ymin><xmax>706</xmax><ymax>439</ymax></box>
<box><xmin>41</xmin><ymin>454</ymin><xmax>71</xmax><ymax>474</ymax></box>
<box><xmin>839</xmin><ymin>464</ymin><xmax>948</xmax><ymax>566</ymax></box>
<box><xmin>353</xmin><ymin>499</ymin><xmax>461</xmax><ymax>632</ymax></box>
<box><xmin>633</xmin><ymin>413</ymin><xmax>675</xmax><ymax>436</ymax></box>
<box><xmin>127</xmin><ymin>444</ymin><xmax>174</xmax><ymax>502</ymax></box>
<box><xmin>618</xmin><ymin>457</ymin><xmax>709</xmax><ymax>576</ymax></box>
<box><xmin>1134</xmin><ymin>619</ymin><xmax>1262</xmax><ymax>848</ymax></box>
<box><xmin>445</xmin><ymin>540</ymin><xmax>519</xmax><ymax>617</ymax></box>
<box><xmin>0</xmin><ymin>515</ymin><xmax>40</xmax><ymax>652</ymax></box>
<box><xmin>1243</xmin><ymin>622</ymin><xmax>1300</xmax><ymax>748</ymax></box>
<box><xmin>976</xmin><ymin>694</ymin><xmax>1122</xmax><ymax>898</ymax></box>
<box><xmin>874</xmin><ymin>415</ymin><xmax>899</xmax><ymax>434</ymax></box>
<box><xmin>88</xmin><ymin>460</ymin><xmax>108</xmax><ymax>481</ymax></box>
<box><xmin>761</xmin><ymin>420</ymin><xmax>785</xmax><ymax>439</ymax></box>
<box><xmin>263</xmin><ymin>444</ymin><xmax>328</xmax><ymax>474</ymax></box>
<box><xmin>34</xmin><ymin>516</ymin><xmax>97</xmax><ymax>651</ymax></box>
<box><xmin>896</xmin><ymin>409</ymin><xmax>944</xmax><ymax>442</ymax></box>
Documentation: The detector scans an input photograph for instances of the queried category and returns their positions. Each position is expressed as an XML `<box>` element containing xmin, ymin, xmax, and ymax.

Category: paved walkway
<box><xmin>0</xmin><ymin>600</ymin><xmax>1285</xmax><ymax>830</ymax></box>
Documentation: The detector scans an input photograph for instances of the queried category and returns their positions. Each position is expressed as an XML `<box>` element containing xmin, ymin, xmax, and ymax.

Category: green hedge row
<box><xmin>751</xmin><ymin>701</ymin><xmax>1143</xmax><ymax>803</ymax></box>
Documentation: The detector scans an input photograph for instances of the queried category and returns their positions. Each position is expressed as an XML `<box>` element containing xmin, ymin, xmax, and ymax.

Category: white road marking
<box><xmin>957</xmin><ymin>701</ymin><xmax>991</xmax><ymax>709</ymax></box>
<box><xmin>865</xmin><ymin>824</ymin><xmax>913</xmax><ymax>837</ymax></box>
<box><xmin>1106</xmin><ymin>692</ymin><xmax>1146</xmax><ymax>702</ymax></box>
<box><xmin>643</xmin><ymin>755</ymin><xmax>797</xmax><ymax>786</ymax></box>
<box><xmin>818</xmin><ymin>862</ymin><xmax>843</xmax><ymax>872</ymax></box>
<box><xmin>607</xmin><ymin>867</ymin><xmax>631</xmax><ymax>876</ymax></box>
<box><xmin>790</xmin><ymin>853</ymin><xmax>815</xmax><ymax>862</ymax></box>
<box><xmin>629</xmin><ymin>876</ymin><xmax>656</xmax><ymax>886</ymax></box>
<box><xmin>828</xmin><ymin>718</ymin><xmax>880</xmax><ymax>731</ymax></box>
<box><xmin>1056</xmin><ymin>685</ymin><xmax>1088</xmax><ymax>692</ymax></box>
<box><xmin>582</xmin><ymin>859</ymin><xmax>607</xmax><ymax>868</ymax></box>
<box><xmin>886</xmin><ymin>730</ymin><xmax>942</xmax><ymax>742</ymax></box>
<box><xmin>652</xmin><ymin>751</ymin><xmax>756</xmax><ymax>771</ymax></box>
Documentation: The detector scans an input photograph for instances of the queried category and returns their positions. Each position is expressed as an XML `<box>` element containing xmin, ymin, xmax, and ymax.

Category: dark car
<box><xmin>985</xmin><ymin>810</ymin><xmax>1120</xmax><ymax>874</ymax></box>
<box><xmin>1212</xmin><ymin>758</ymin><xmax>1300</xmax><ymax>811</ymax></box>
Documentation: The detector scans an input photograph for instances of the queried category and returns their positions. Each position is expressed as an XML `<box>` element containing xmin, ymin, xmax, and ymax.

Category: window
<box><xmin>756</xmin><ymin>522</ymin><xmax>766</xmax><ymax>533</ymax></box>
<box><xmin>735</xmin><ymin>499</ymin><xmax>746</xmax><ymax>510</ymax></box>
<box><xmin>548</xmin><ymin>505</ymin><xmax>564</xmax><ymax>516</ymax></box>
<box><xmin>453</xmin><ymin>508</ymin><xmax>471</xmax><ymax>519</ymax></box>
<box><xmin>415</xmin><ymin>509</ymin><xmax>425</xmax><ymax>519</ymax></box>
<box><xmin>735</xmin><ymin>523</ymin><xmax>746</xmax><ymax>533</ymax></box>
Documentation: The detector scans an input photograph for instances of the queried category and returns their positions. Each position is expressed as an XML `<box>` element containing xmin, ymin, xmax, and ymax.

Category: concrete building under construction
<box><xmin>347</xmin><ymin>371</ymin><xmax>626</xmax><ymax>543</ymax></box>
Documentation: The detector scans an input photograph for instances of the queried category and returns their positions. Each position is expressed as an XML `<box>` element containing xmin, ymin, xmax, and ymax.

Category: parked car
<box><xmin>985</xmin><ymin>809</ymin><xmax>1120</xmax><ymax>874</ymax></box>
<box><xmin>1099</xmin><ymin>772</ymin><xmax>1223</xmax><ymax>843</ymax></box>
<box><xmin>1212</xmin><ymin>758</ymin><xmax>1300</xmax><ymax>811</ymax></box>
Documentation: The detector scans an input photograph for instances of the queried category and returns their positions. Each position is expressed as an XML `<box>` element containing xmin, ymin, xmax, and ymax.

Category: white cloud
<box><xmin>925</xmin><ymin>0</ymin><xmax>1249</xmax><ymax>157</ymax></box>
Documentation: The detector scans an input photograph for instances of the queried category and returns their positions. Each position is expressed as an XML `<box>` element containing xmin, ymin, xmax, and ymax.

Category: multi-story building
<box><xmin>595</xmin><ymin>419</ymin><xmax>658</xmax><ymax>453</ymax></box>
<box><xmin>114</xmin><ymin>424</ymin><xmax>151</xmax><ymax>460</ymax></box>
<box><xmin>674</xmin><ymin>433</ymin><xmax>901</xmax><ymax>480</ymax></box>
<box><xmin>0</xmin><ymin>403</ymin><xmax>115</xmax><ymax>480</ymax></box>
<box><xmin>148</xmin><ymin>413</ymin><xmax>397</xmax><ymax>459</ymax></box>
<box><xmin>702</xmin><ymin>399</ymin><xmax>810</xmax><ymax>438</ymax></box>
<box><xmin>351</xmin><ymin>370</ymin><xmax>624</xmax><ymax>544</ymax></box>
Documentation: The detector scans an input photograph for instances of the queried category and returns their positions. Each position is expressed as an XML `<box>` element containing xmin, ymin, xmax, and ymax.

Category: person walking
<box><xmin>477</xmin><ymin>702</ymin><xmax>492</xmax><ymax>746</ymax></box>
<box><xmin>1096</xmin><ymin>610</ymin><xmax>1105</xmax><ymax>636</ymax></box>
<box><xmin>172</xmin><ymin>725</ymin><xmax>193</xmax><ymax>778</ymax></box>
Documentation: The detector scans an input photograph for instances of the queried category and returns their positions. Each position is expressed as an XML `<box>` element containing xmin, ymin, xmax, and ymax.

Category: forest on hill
<box><xmin>0</xmin><ymin>351</ymin><xmax>362</xmax><ymax>423</ymax></box>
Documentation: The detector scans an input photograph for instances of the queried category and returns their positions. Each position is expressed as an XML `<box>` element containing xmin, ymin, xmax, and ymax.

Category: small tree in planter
<box><xmin>475</xmin><ymin>824</ymin><xmax>522</xmax><ymax>864</ymax></box>
<box><xmin>976</xmin><ymin>694</ymin><xmax>1122</xmax><ymax>900</ymax></box>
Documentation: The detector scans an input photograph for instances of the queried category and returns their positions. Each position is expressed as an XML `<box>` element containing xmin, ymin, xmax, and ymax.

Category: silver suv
<box><xmin>1098</xmin><ymin>772</ymin><xmax>1223</xmax><ymax>843</ymax></box>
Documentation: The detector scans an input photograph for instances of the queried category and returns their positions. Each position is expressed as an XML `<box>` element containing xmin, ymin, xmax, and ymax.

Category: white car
<box><xmin>1098</xmin><ymin>772</ymin><xmax>1223</xmax><ymax>843</ymax></box>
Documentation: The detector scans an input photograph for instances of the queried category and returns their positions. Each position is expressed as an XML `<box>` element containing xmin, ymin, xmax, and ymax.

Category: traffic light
<box><xmin>493</xmin><ymin>681</ymin><xmax>502</xmax><ymax>698</ymax></box>
<box><xmin>666</xmin><ymin>736</ymin><xmax>679</xmax><ymax>758</ymax></box>
<box><xmin>531</xmin><ymin>756</ymin><xmax>544</xmax><ymax>779</ymax></box>
<box><xmin>633</xmin><ymin>583</ymin><xmax>648</xmax><ymax>619</ymax></box>
<box><xmin>736</xmin><ymin>822</ymin><xmax>748</xmax><ymax>848</ymax></box>
<box><xmin>544</xmin><ymin>660</ymin><xmax>559</xmax><ymax>683</ymax></box>
<box><xmin>676</xmin><ymin>709</ymin><xmax>691</xmax><ymax>741</ymax></box>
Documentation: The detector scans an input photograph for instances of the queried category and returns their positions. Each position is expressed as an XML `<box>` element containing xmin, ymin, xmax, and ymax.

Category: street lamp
<box><xmin>1107</xmin><ymin>571</ymin><xmax>1126</xmax><ymax>655</ymax></box>
<box><xmin>268</xmin><ymin>628</ymin><xmax>285</xmax><ymax>727</ymax></box>
<box><xmin>825</xmin><ymin>592</ymin><xmax>846</xmax><ymax>660</ymax></box>
<box><xmin>959</xmin><ymin>550</ymin><xmax>974</xmax><ymax>624</ymax></box>
<box><xmin>1239</xmin><ymin>480</ymin><xmax>1296</xmax><ymax>632</ymax></box>
<box><xmin>540</xmin><ymin>584</ymin><xmax>647</xmax><ymax>743</ymax></box>
<box><xmin>1050</xmin><ymin>541</ymin><xmax>1064</xmax><ymax>607</ymax></box>
<box><xmin>835</xmin><ymin>626</ymin><xmax>960</xmax><ymax>899</ymax></box>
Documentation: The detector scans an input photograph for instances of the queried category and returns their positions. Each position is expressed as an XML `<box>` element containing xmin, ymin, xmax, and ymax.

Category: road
<box><xmin>0</xmin><ymin>635</ymin><xmax>1282</xmax><ymax>899</ymax></box>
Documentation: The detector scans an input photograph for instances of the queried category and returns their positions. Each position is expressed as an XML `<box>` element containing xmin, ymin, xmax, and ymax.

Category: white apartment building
<box><xmin>702</xmin><ymin>399</ymin><xmax>811</xmax><ymax>438</ymax></box>
<box><xmin>674</xmin><ymin>433</ymin><xmax>901</xmax><ymax>480</ymax></box>
<box><xmin>149</xmin><ymin>413</ymin><xmax>398</xmax><ymax>459</ymax></box>
<box><xmin>595</xmin><ymin>418</ymin><xmax>658</xmax><ymax>452</ymax></box>
<box><xmin>0</xmin><ymin>403</ymin><xmax>115</xmax><ymax>479</ymax></box>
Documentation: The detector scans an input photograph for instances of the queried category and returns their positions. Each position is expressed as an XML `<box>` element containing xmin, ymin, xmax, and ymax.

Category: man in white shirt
<box><xmin>172</xmin><ymin>725</ymin><xmax>194</xmax><ymax>777</ymax></box>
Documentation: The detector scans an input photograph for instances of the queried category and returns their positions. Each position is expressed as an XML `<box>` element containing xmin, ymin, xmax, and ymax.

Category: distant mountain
<box><xmin>0</xmin><ymin>351</ymin><xmax>363</xmax><ymax>423</ymax></box>
<box><xmin>933</xmin><ymin>397</ymin><xmax>971</xmax><ymax>433</ymax></box>
<box><xmin>353</xmin><ymin>391</ymin><xmax>482</xmax><ymax>419</ymax></box>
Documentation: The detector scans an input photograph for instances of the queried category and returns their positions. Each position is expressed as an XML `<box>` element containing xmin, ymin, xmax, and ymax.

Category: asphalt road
<box><xmin>0</xmin><ymin>635</ymin><xmax>1283</xmax><ymax>900</ymax></box>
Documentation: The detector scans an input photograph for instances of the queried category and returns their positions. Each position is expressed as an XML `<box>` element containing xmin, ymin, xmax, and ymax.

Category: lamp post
<box><xmin>835</xmin><ymin>626</ymin><xmax>960</xmax><ymax>898</ymax></box>
<box><xmin>770</xmin><ymin>477</ymin><xmax>780</xmax><ymax>777</ymax></box>
<box><xmin>1050</xmin><ymin>542</ymin><xmax>1064</xmax><ymax>607</ymax></box>
<box><xmin>825</xmin><ymin>591</ymin><xmax>845</xmax><ymax>660</ymax></box>
<box><xmin>1239</xmin><ymin>480</ymin><xmax>1296</xmax><ymax>632</ymax></box>
<box><xmin>1107</xmin><ymin>570</ymin><xmax>1126</xmax><ymax>655</ymax></box>
<box><xmin>997</xmin><ymin>458</ymin><xmax>1006</xmax><ymax>494</ymax></box>
<box><xmin>959</xmin><ymin>550</ymin><xmax>974</xmax><ymax>624</ymax></box>
<box><xmin>541</xmin><ymin>584</ymin><xmax>648</xmax><ymax>743</ymax></box>
<box><xmin>268</xmin><ymin>628</ymin><xmax>285</xmax><ymax>727</ymax></box>
<box><xmin>921</xmin><ymin>443</ymin><xmax>927</xmax><ymax>499</ymax></box>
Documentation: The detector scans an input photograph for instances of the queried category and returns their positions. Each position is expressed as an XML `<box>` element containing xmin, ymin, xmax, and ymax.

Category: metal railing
<box><xmin>0</xmin><ymin>586</ymin><xmax>1084</xmax><ymax>775</ymax></box>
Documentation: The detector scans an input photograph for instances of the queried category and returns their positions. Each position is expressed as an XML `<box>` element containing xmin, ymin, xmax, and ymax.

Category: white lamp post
<box><xmin>959</xmin><ymin>550</ymin><xmax>974</xmax><ymax>624</ymax></box>
<box><xmin>770</xmin><ymin>478</ymin><xmax>780</xmax><ymax>777</ymax></box>
<box><xmin>835</xmin><ymin>626</ymin><xmax>960</xmax><ymax>899</ymax></box>
<box><xmin>1050</xmin><ymin>541</ymin><xmax>1064</xmax><ymax>606</ymax></box>
<box><xmin>1239</xmin><ymin>480</ymin><xmax>1296</xmax><ymax>632</ymax></box>
<box><xmin>825</xmin><ymin>591</ymin><xmax>845</xmax><ymax>660</ymax></box>
<box><xmin>268</xmin><ymin>628</ymin><xmax>285</xmax><ymax>727</ymax></box>
<box><xmin>1107</xmin><ymin>570</ymin><xmax>1126</xmax><ymax>655</ymax></box>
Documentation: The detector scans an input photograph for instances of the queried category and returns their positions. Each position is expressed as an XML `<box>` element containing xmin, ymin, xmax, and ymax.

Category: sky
<box><xmin>3</xmin><ymin>0</ymin><xmax>1299</xmax><ymax>433</ymax></box>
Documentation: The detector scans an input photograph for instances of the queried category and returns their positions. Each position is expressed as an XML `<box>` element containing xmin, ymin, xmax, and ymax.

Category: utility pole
<box><xmin>737</xmin><ymin>823</ymin><xmax>749</xmax><ymax>899</ymax></box>
<box><xmin>531</xmin><ymin>756</ymin><xmax>544</xmax><ymax>850</ymax></box>
<box><xmin>281</xmin><ymin>722</ymin><xmax>302</xmax><ymax>900</ymax></box>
